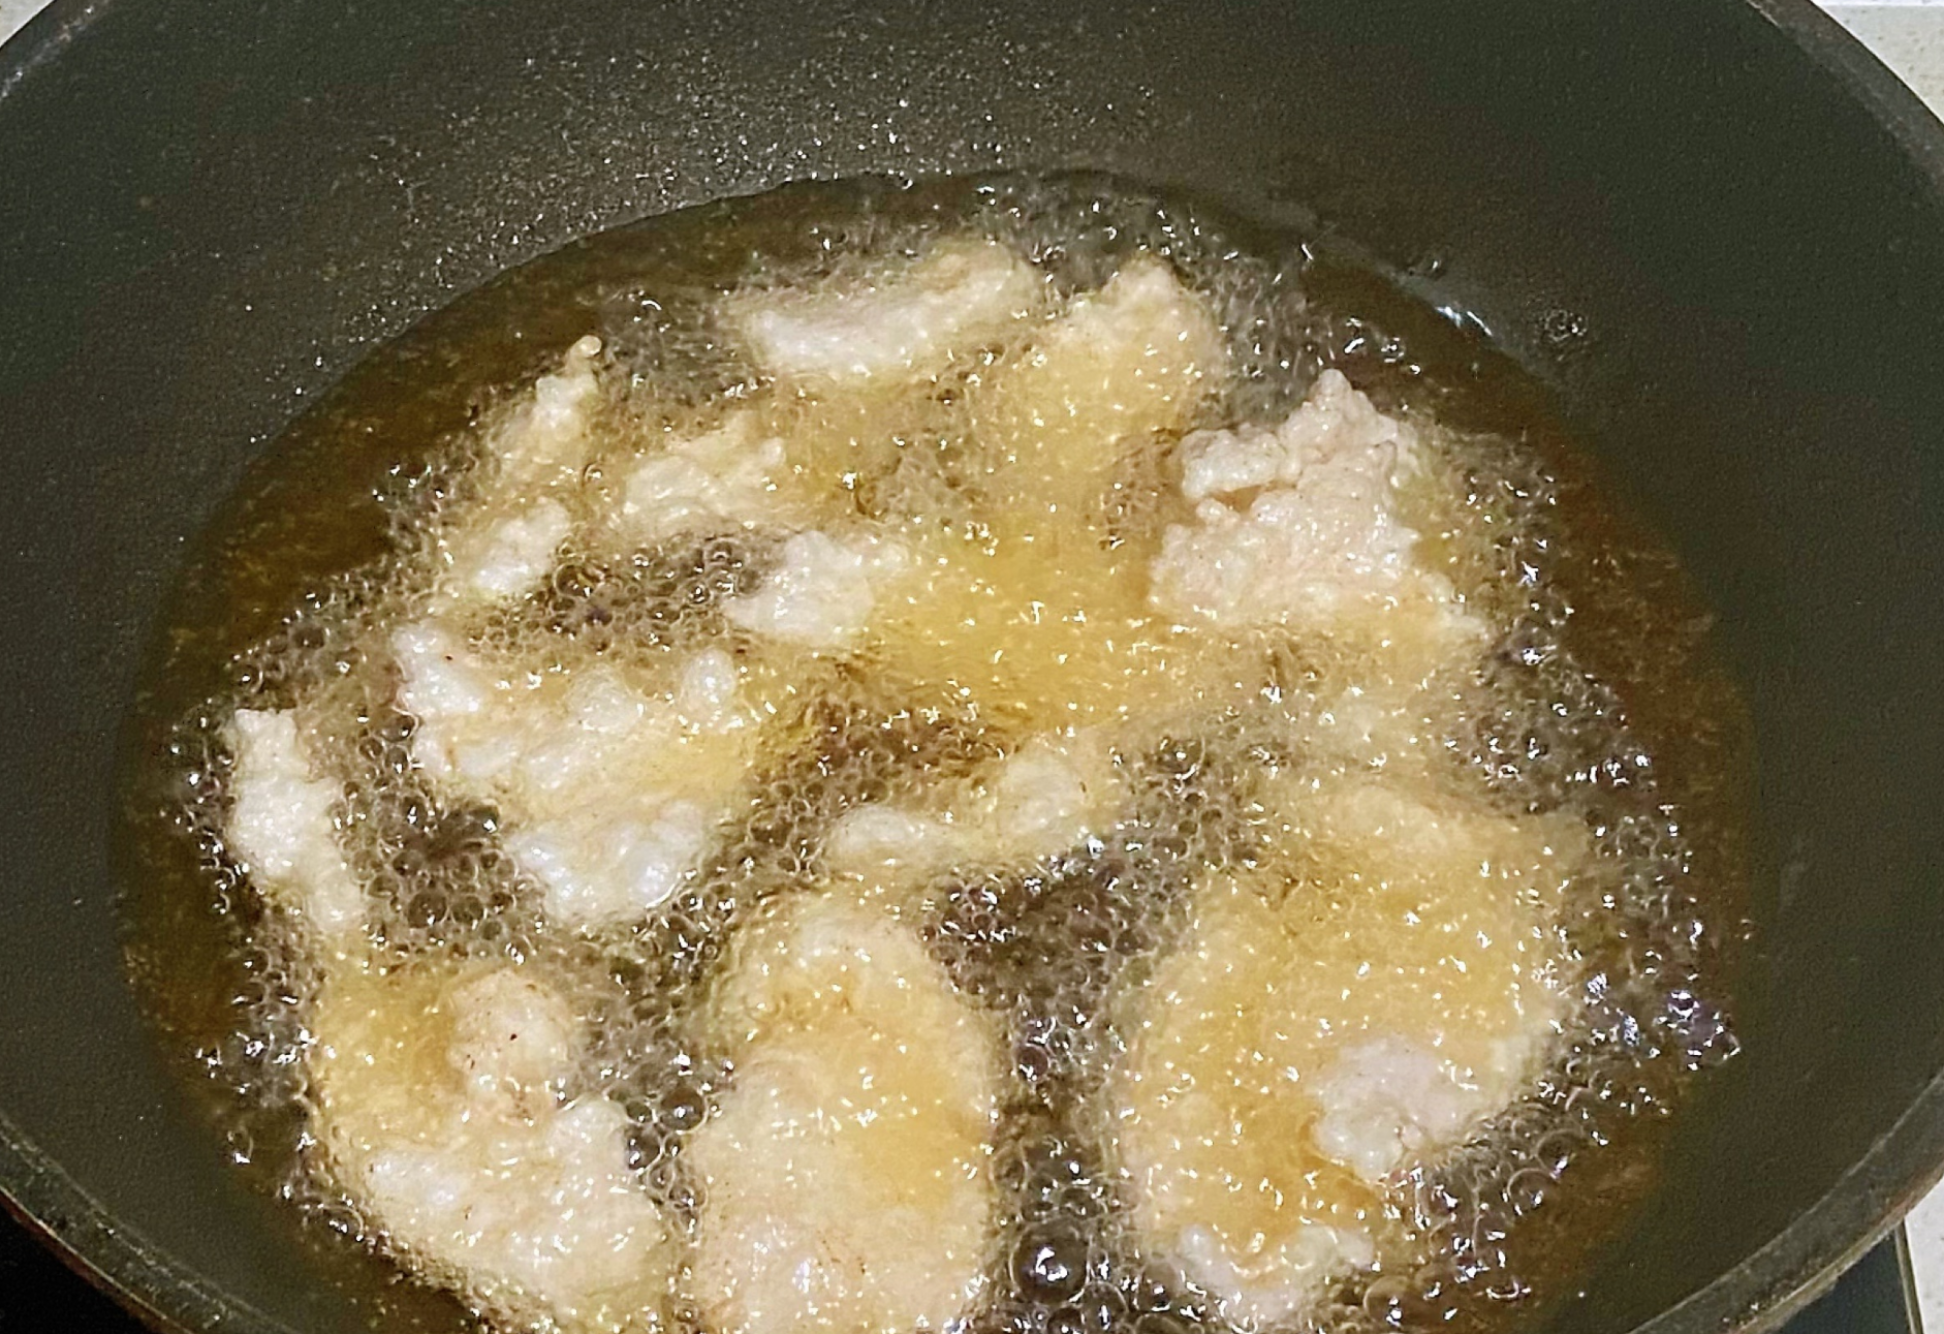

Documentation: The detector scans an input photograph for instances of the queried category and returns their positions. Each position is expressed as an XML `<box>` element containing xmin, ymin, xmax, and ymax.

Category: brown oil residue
<box><xmin>118</xmin><ymin>174</ymin><xmax>1750</xmax><ymax>1334</ymax></box>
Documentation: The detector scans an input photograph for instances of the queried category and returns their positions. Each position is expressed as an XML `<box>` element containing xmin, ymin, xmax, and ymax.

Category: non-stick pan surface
<box><xmin>1</xmin><ymin>2</ymin><xmax>1941</xmax><ymax>1331</ymax></box>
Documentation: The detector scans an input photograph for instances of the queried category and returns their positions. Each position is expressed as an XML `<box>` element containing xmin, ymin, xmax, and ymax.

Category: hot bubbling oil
<box><xmin>120</xmin><ymin>175</ymin><xmax>1748</xmax><ymax>1334</ymax></box>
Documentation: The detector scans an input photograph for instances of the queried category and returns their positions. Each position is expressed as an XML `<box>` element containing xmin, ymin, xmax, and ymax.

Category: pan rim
<box><xmin>0</xmin><ymin>1107</ymin><xmax>290</xmax><ymax>1334</ymax></box>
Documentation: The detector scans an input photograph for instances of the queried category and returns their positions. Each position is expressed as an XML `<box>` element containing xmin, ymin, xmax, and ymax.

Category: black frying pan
<box><xmin>2</xmin><ymin>2</ymin><xmax>1942</xmax><ymax>1331</ymax></box>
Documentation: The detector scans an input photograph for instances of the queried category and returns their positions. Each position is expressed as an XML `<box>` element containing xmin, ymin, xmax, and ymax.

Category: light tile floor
<box><xmin>0</xmin><ymin>0</ymin><xmax>1940</xmax><ymax>1328</ymax></box>
<box><xmin>1908</xmin><ymin>1183</ymin><xmax>1944</xmax><ymax>1330</ymax></box>
<box><xmin>1828</xmin><ymin>0</ymin><xmax>1944</xmax><ymax>113</ymax></box>
<box><xmin>0</xmin><ymin>0</ymin><xmax>34</xmax><ymax>42</ymax></box>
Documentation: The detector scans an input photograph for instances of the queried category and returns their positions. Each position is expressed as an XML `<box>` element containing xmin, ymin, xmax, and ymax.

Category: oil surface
<box><xmin>120</xmin><ymin>174</ymin><xmax>1750</xmax><ymax>1334</ymax></box>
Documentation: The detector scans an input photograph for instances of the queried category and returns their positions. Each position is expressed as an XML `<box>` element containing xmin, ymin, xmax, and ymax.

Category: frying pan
<box><xmin>1</xmin><ymin>1</ymin><xmax>1941</xmax><ymax>1331</ymax></box>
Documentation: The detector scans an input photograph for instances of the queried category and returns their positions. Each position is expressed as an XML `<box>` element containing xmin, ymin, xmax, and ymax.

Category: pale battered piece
<box><xmin>689</xmin><ymin>893</ymin><xmax>1003</xmax><ymax>1334</ymax></box>
<box><xmin>825</xmin><ymin>731</ymin><xmax>1123</xmax><ymax>884</ymax></box>
<box><xmin>487</xmin><ymin>334</ymin><xmax>606</xmax><ymax>495</ymax></box>
<box><xmin>391</xmin><ymin>631</ymin><xmax>759</xmax><ymax>928</ymax></box>
<box><xmin>308</xmin><ymin>963</ymin><xmax>673</xmax><ymax>1332</ymax></box>
<box><xmin>431</xmin><ymin>335</ymin><xmax>605</xmax><ymax>608</ymax></box>
<box><xmin>224</xmin><ymin>709</ymin><xmax>363</xmax><ymax>943</ymax></box>
<box><xmin>966</xmin><ymin>253</ymin><xmax>1226</xmax><ymax>520</ymax></box>
<box><xmin>614</xmin><ymin>416</ymin><xmax>910</xmax><ymax>650</ymax></box>
<box><xmin>866</xmin><ymin>257</ymin><xmax>1235</xmax><ymax>732</ymax></box>
<box><xmin>616</xmin><ymin>411</ymin><xmax>798</xmax><ymax>546</ymax></box>
<box><xmin>1150</xmin><ymin>368</ymin><xmax>1483</xmax><ymax>674</ymax></box>
<box><xmin>730</xmin><ymin>237</ymin><xmax>1043</xmax><ymax>382</ymax></box>
<box><xmin>1109</xmin><ymin>773</ymin><xmax>1585</xmax><ymax>1324</ymax></box>
<box><xmin>720</xmin><ymin>528</ymin><xmax>911</xmax><ymax>651</ymax></box>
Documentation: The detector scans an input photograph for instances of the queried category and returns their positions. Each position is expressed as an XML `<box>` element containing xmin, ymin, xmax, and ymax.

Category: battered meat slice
<box><xmin>224</xmin><ymin>708</ymin><xmax>363</xmax><ymax>945</ymax></box>
<box><xmin>825</xmin><ymin>731</ymin><xmax>1124</xmax><ymax>885</ymax></box>
<box><xmin>1107</xmin><ymin>772</ymin><xmax>1586</xmax><ymax>1325</ymax></box>
<box><xmin>688</xmin><ymin>891</ymin><xmax>1004</xmax><ymax>1334</ymax></box>
<box><xmin>307</xmin><ymin>962</ymin><xmax>673</xmax><ymax>1332</ymax></box>
<box><xmin>720</xmin><ymin>528</ymin><xmax>912</xmax><ymax>651</ymax></box>
<box><xmin>865</xmin><ymin>260</ymin><xmax>1238</xmax><ymax>733</ymax></box>
<box><xmin>389</xmin><ymin>633</ymin><xmax>763</xmax><ymax>929</ymax></box>
<box><xmin>430</xmin><ymin>336</ymin><xmax>605</xmax><ymax>609</ymax></box>
<box><xmin>729</xmin><ymin>237</ymin><xmax>1044</xmax><ymax>383</ymax></box>
<box><xmin>1149</xmin><ymin>368</ymin><xmax>1485</xmax><ymax>682</ymax></box>
<box><xmin>964</xmin><ymin>253</ymin><xmax>1227</xmax><ymax>522</ymax></box>
<box><xmin>614</xmin><ymin>410</ymin><xmax>799</xmax><ymax>546</ymax></box>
